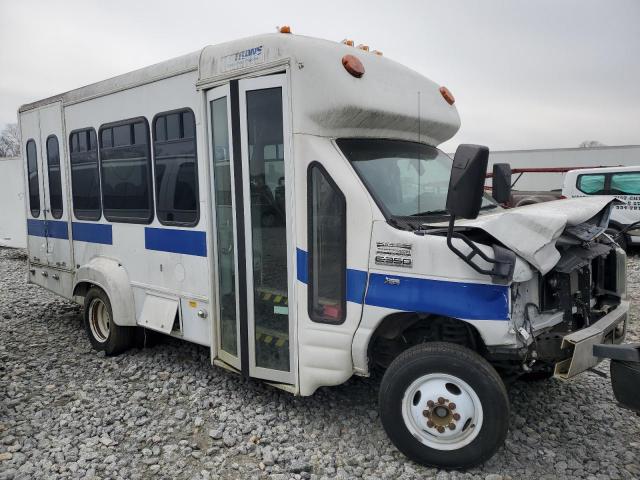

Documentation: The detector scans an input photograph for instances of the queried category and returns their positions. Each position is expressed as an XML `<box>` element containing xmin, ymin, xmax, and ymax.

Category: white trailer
<box><xmin>0</xmin><ymin>156</ymin><xmax>27</xmax><ymax>248</ymax></box>
<box><xmin>487</xmin><ymin>144</ymin><xmax>640</xmax><ymax>191</ymax></box>
<box><xmin>19</xmin><ymin>31</ymin><xmax>629</xmax><ymax>468</ymax></box>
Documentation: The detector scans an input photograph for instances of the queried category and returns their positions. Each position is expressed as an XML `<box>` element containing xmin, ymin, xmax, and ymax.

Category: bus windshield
<box><xmin>337</xmin><ymin>138</ymin><xmax>496</xmax><ymax>217</ymax></box>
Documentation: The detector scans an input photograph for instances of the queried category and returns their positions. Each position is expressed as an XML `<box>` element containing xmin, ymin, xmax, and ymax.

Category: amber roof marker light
<box><xmin>342</xmin><ymin>54</ymin><xmax>365</xmax><ymax>78</ymax></box>
<box><xmin>439</xmin><ymin>86</ymin><xmax>455</xmax><ymax>105</ymax></box>
<box><xmin>277</xmin><ymin>25</ymin><xmax>291</xmax><ymax>34</ymax></box>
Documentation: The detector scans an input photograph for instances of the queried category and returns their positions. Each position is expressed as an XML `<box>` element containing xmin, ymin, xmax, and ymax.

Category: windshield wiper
<box><xmin>411</xmin><ymin>209</ymin><xmax>449</xmax><ymax>216</ymax></box>
<box><xmin>411</xmin><ymin>204</ymin><xmax>496</xmax><ymax>217</ymax></box>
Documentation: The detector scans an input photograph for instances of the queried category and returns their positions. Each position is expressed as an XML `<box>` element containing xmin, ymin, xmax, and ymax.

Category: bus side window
<box><xmin>307</xmin><ymin>162</ymin><xmax>347</xmax><ymax>324</ymax></box>
<box><xmin>69</xmin><ymin>128</ymin><xmax>101</xmax><ymax>221</ymax></box>
<box><xmin>26</xmin><ymin>139</ymin><xmax>40</xmax><ymax>218</ymax></box>
<box><xmin>98</xmin><ymin>118</ymin><xmax>153</xmax><ymax>223</ymax></box>
<box><xmin>152</xmin><ymin>109</ymin><xmax>199</xmax><ymax>226</ymax></box>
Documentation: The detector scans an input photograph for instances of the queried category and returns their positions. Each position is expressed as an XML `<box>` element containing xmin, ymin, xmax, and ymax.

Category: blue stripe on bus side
<box><xmin>365</xmin><ymin>273</ymin><xmax>510</xmax><ymax>321</ymax></box>
<box><xmin>346</xmin><ymin>269</ymin><xmax>368</xmax><ymax>304</ymax></box>
<box><xmin>296</xmin><ymin>248</ymin><xmax>308</xmax><ymax>283</ymax></box>
<box><xmin>27</xmin><ymin>219</ymin><xmax>46</xmax><ymax>237</ymax></box>
<box><xmin>296</xmin><ymin>248</ymin><xmax>368</xmax><ymax>305</ymax></box>
<box><xmin>72</xmin><ymin>222</ymin><xmax>113</xmax><ymax>245</ymax></box>
<box><xmin>46</xmin><ymin>220</ymin><xmax>69</xmax><ymax>239</ymax></box>
<box><xmin>144</xmin><ymin>227</ymin><xmax>207</xmax><ymax>257</ymax></box>
<box><xmin>27</xmin><ymin>219</ymin><xmax>69</xmax><ymax>239</ymax></box>
<box><xmin>296</xmin><ymin>248</ymin><xmax>509</xmax><ymax>320</ymax></box>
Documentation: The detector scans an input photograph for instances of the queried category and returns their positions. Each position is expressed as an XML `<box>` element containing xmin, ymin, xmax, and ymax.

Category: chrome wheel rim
<box><xmin>401</xmin><ymin>373</ymin><xmax>483</xmax><ymax>450</ymax></box>
<box><xmin>88</xmin><ymin>298</ymin><xmax>110</xmax><ymax>343</ymax></box>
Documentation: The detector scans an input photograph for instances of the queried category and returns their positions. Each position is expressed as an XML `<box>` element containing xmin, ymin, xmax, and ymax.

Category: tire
<box><xmin>83</xmin><ymin>287</ymin><xmax>134</xmax><ymax>356</ymax></box>
<box><xmin>379</xmin><ymin>342</ymin><xmax>509</xmax><ymax>469</ymax></box>
<box><xmin>606</xmin><ymin>227</ymin><xmax>628</xmax><ymax>252</ymax></box>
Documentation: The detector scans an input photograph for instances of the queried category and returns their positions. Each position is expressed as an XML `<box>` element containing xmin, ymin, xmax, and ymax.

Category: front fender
<box><xmin>74</xmin><ymin>257</ymin><xmax>136</xmax><ymax>327</ymax></box>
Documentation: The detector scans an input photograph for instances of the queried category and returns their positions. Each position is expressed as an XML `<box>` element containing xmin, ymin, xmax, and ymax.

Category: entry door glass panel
<box><xmin>211</xmin><ymin>96</ymin><xmax>238</xmax><ymax>357</ymax></box>
<box><xmin>46</xmin><ymin>136</ymin><xmax>63</xmax><ymax>219</ymax></box>
<box><xmin>246</xmin><ymin>87</ymin><xmax>290</xmax><ymax>372</ymax></box>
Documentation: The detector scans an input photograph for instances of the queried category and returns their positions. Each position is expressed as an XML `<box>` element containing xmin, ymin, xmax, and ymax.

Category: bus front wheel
<box><xmin>378</xmin><ymin>342</ymin><xmax>509</xmax><ymax>469</ymax></box>
<box><xmin>83</xmin><ymin>287</ymin><xmax>134</xmax><ymax>356</ymax></box>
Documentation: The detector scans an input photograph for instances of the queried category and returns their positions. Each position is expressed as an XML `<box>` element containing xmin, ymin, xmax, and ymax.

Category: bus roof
<box><xmin>19</xmin><ymin>33</ymin><xmax>460</xmax><ymax>145</ymax></box>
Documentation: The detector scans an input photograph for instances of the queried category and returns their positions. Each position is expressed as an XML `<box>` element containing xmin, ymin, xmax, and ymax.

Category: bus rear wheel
<box><xmin>83</xmin><ymin>287</ymin><xmax>134</xmax><ymax>356</ymax></box>
<box><xmin>379</xmin><ymin>342</ymin><xmax>509</xmax><ymax>469</ymax></box>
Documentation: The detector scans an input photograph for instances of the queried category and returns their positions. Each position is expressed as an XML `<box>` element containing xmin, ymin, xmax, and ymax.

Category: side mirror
<box><xmin>444</xmin><ymin>145</ymin><xmax>515</xmax><ymax>283</ymax></box>
<box><xmin>446</xmin><ymin>144</ymin><xmax>489</xmax><ymax>220</ymax></box>
<box><xmin>491</xmin><ymin>163</ymin><xmax>512</xmax><ymax>204</ymax></box>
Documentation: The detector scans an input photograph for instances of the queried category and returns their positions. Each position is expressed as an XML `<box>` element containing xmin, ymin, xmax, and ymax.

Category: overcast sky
<box><xmin>1</xmin><ymin>0</ymin><xmax>638</xmax><ymax>151</ymax></box>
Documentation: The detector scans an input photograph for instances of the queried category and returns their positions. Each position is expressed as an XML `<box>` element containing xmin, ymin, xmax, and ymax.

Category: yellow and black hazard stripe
<box><xmin>259</xmin><ymin>292</ymin><xmax>288</xmax><ymax>306</ymax></box>
<box><xmin>255</xmin><ymin>329</ymin><xmax>289</xmax><ymax>348</ymax></box>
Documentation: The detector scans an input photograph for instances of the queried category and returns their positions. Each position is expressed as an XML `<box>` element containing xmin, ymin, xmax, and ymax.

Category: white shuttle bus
<box><xmin>19</xmin><ymin>32</ymin><xmax>629</xmax><ymax>468</ymax></box>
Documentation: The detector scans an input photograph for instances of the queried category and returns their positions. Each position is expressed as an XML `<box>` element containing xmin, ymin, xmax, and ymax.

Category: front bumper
<box><xmin>554</xmin><ymin>300</ymin><xmax>629</xmax><ymax>379</ymax></box>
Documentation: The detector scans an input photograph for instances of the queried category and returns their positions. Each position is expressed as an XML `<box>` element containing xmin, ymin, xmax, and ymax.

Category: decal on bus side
<box><xmin>221</xmin><ymin>45</ymin><xmax>264</xmax><ymax>72</ymax></box>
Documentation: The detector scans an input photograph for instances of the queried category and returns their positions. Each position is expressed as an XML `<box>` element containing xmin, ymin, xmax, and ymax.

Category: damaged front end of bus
<box><xmin>363</xmin><ymin>142</ymin><xmax>636</xmax><ymax>469</ymax></box>
<box><xmin>441</xmin><ymin>145</ymin><xmax>629</xmax><ymax>381</ymax></box>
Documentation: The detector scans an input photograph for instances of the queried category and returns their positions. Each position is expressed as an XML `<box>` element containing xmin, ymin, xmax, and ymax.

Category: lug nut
<box><xmin>437</xmin><ymin>397</ymin><xmax>445</xmax><ymax>404</ymax></box>
<box><xmin>422</xmin><ymin>410</ymin><xmax>429</xmax><ymax>417</ymax></box>
<box><xmin>449</xmin><ymin>403</ymin><xmax>456</xmax><ymax>410</ymax></box>
<box><xmin>427</xmin><ymin>400</ymin><xmax>434</xmax><ymax>407</ymax></box>
<box><xmin>453</xmin><ymin>413</ymin><xmax>461</xmax><ymax>421</ymax></box>
<box><xmin>437</xmin><ymin>426</ymin><xmax>445</xmax><ymax>433</ymax></box>
<box><xmin>427</xmin><ymin>420</ymin><xmax>434</xmax><ymax>428</ymax></box>
<box><xmin>448</xmin><ymin>423</ymin><xmax>456</xmax><ymax>430</ymax></box>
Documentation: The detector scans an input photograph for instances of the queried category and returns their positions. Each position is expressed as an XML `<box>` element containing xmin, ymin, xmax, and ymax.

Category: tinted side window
<box><xmin>26</xmin><ymin>139</ymin><xmax>40</xmax><ymax>217</ymax></box>
<box><xmin>577</xmin><ymin>174</ymin><xmax>606</xmax><ymax>195</ymax></box>
<box><xmin>70</xmin><ymin>129</ymin><xmax>101</xmax><ymax>220</ymax></box>
<box><xmin>99</xmin><ymin>118</ymin><xmax>153</xmax><ymax>223</ymax></box>
<box><xmin>46</xmin><ymin>135</ymin><xmax>63</xmax><ymax>219</ymax></box>
<box><xmin>308</xmin><ymin>164</ymin><xmax>347</xmax><ymax>324</ymax></box>
<box><xmin>153</xmin><ymin>109</ymin><xmax>199</xmax><ymax>226</ymax></box>
<box><xmin>610</xmin><ymin>172</ymin><xmax>640</xmax><ymax>195</ymax></box>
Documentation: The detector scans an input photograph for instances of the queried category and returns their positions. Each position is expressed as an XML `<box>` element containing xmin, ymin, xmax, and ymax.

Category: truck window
<box><xmin>308</xmin><ymin>163</ymin><xmax>346</xmax><ymax>323</ymax></box>
<box><xmin>70</xmin><ymin>128</ymin><xmax>101</xmax><ymax>221</ymax></box>
<box><xmin>46</xmin><ymin>135</ymin><xmax>63</xmax><ymax>219</ymax></box>
<box><xmin>153</xmin><ymin>109</ymin><xmax>199</xmax><ymax>226</ymax></box>
<box><xmin>99</xmin><ymin>118</ymin><xmax>153</xmax><ymax>223</ymax></box>
<box><xmin>577</xmin><ymin>173</ymin><xmax>606</xmax><ymax>195</ymax></box>
<box><xmin>610</xmin><ymin>172</ymin><xmax>640</xmax><ymax>195</ymax></box>
<box><xmin>26</xmin><ymin>139</ymin><xmax>40</xmax><ymax>218</ymax></box>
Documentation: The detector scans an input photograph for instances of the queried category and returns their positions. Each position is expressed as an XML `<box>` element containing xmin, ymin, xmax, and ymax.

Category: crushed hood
<box><xmin>452</xmin><ymin>197</ymin><xmax>614</xmax><ymax>274</ymax></box>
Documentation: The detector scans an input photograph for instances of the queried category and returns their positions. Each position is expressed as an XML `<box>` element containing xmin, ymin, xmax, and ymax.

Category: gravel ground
<box><xmin>1</xmin><ymin>247</ymin><xmax>639</xmax><ymax>480</ymax></box>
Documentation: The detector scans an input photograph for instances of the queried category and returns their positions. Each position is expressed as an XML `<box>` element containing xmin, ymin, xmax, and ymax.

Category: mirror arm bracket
<box><xmin>445</xmin><ymin>215</ymin><xmax>515</xmax><ymax>284</ymax></box>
